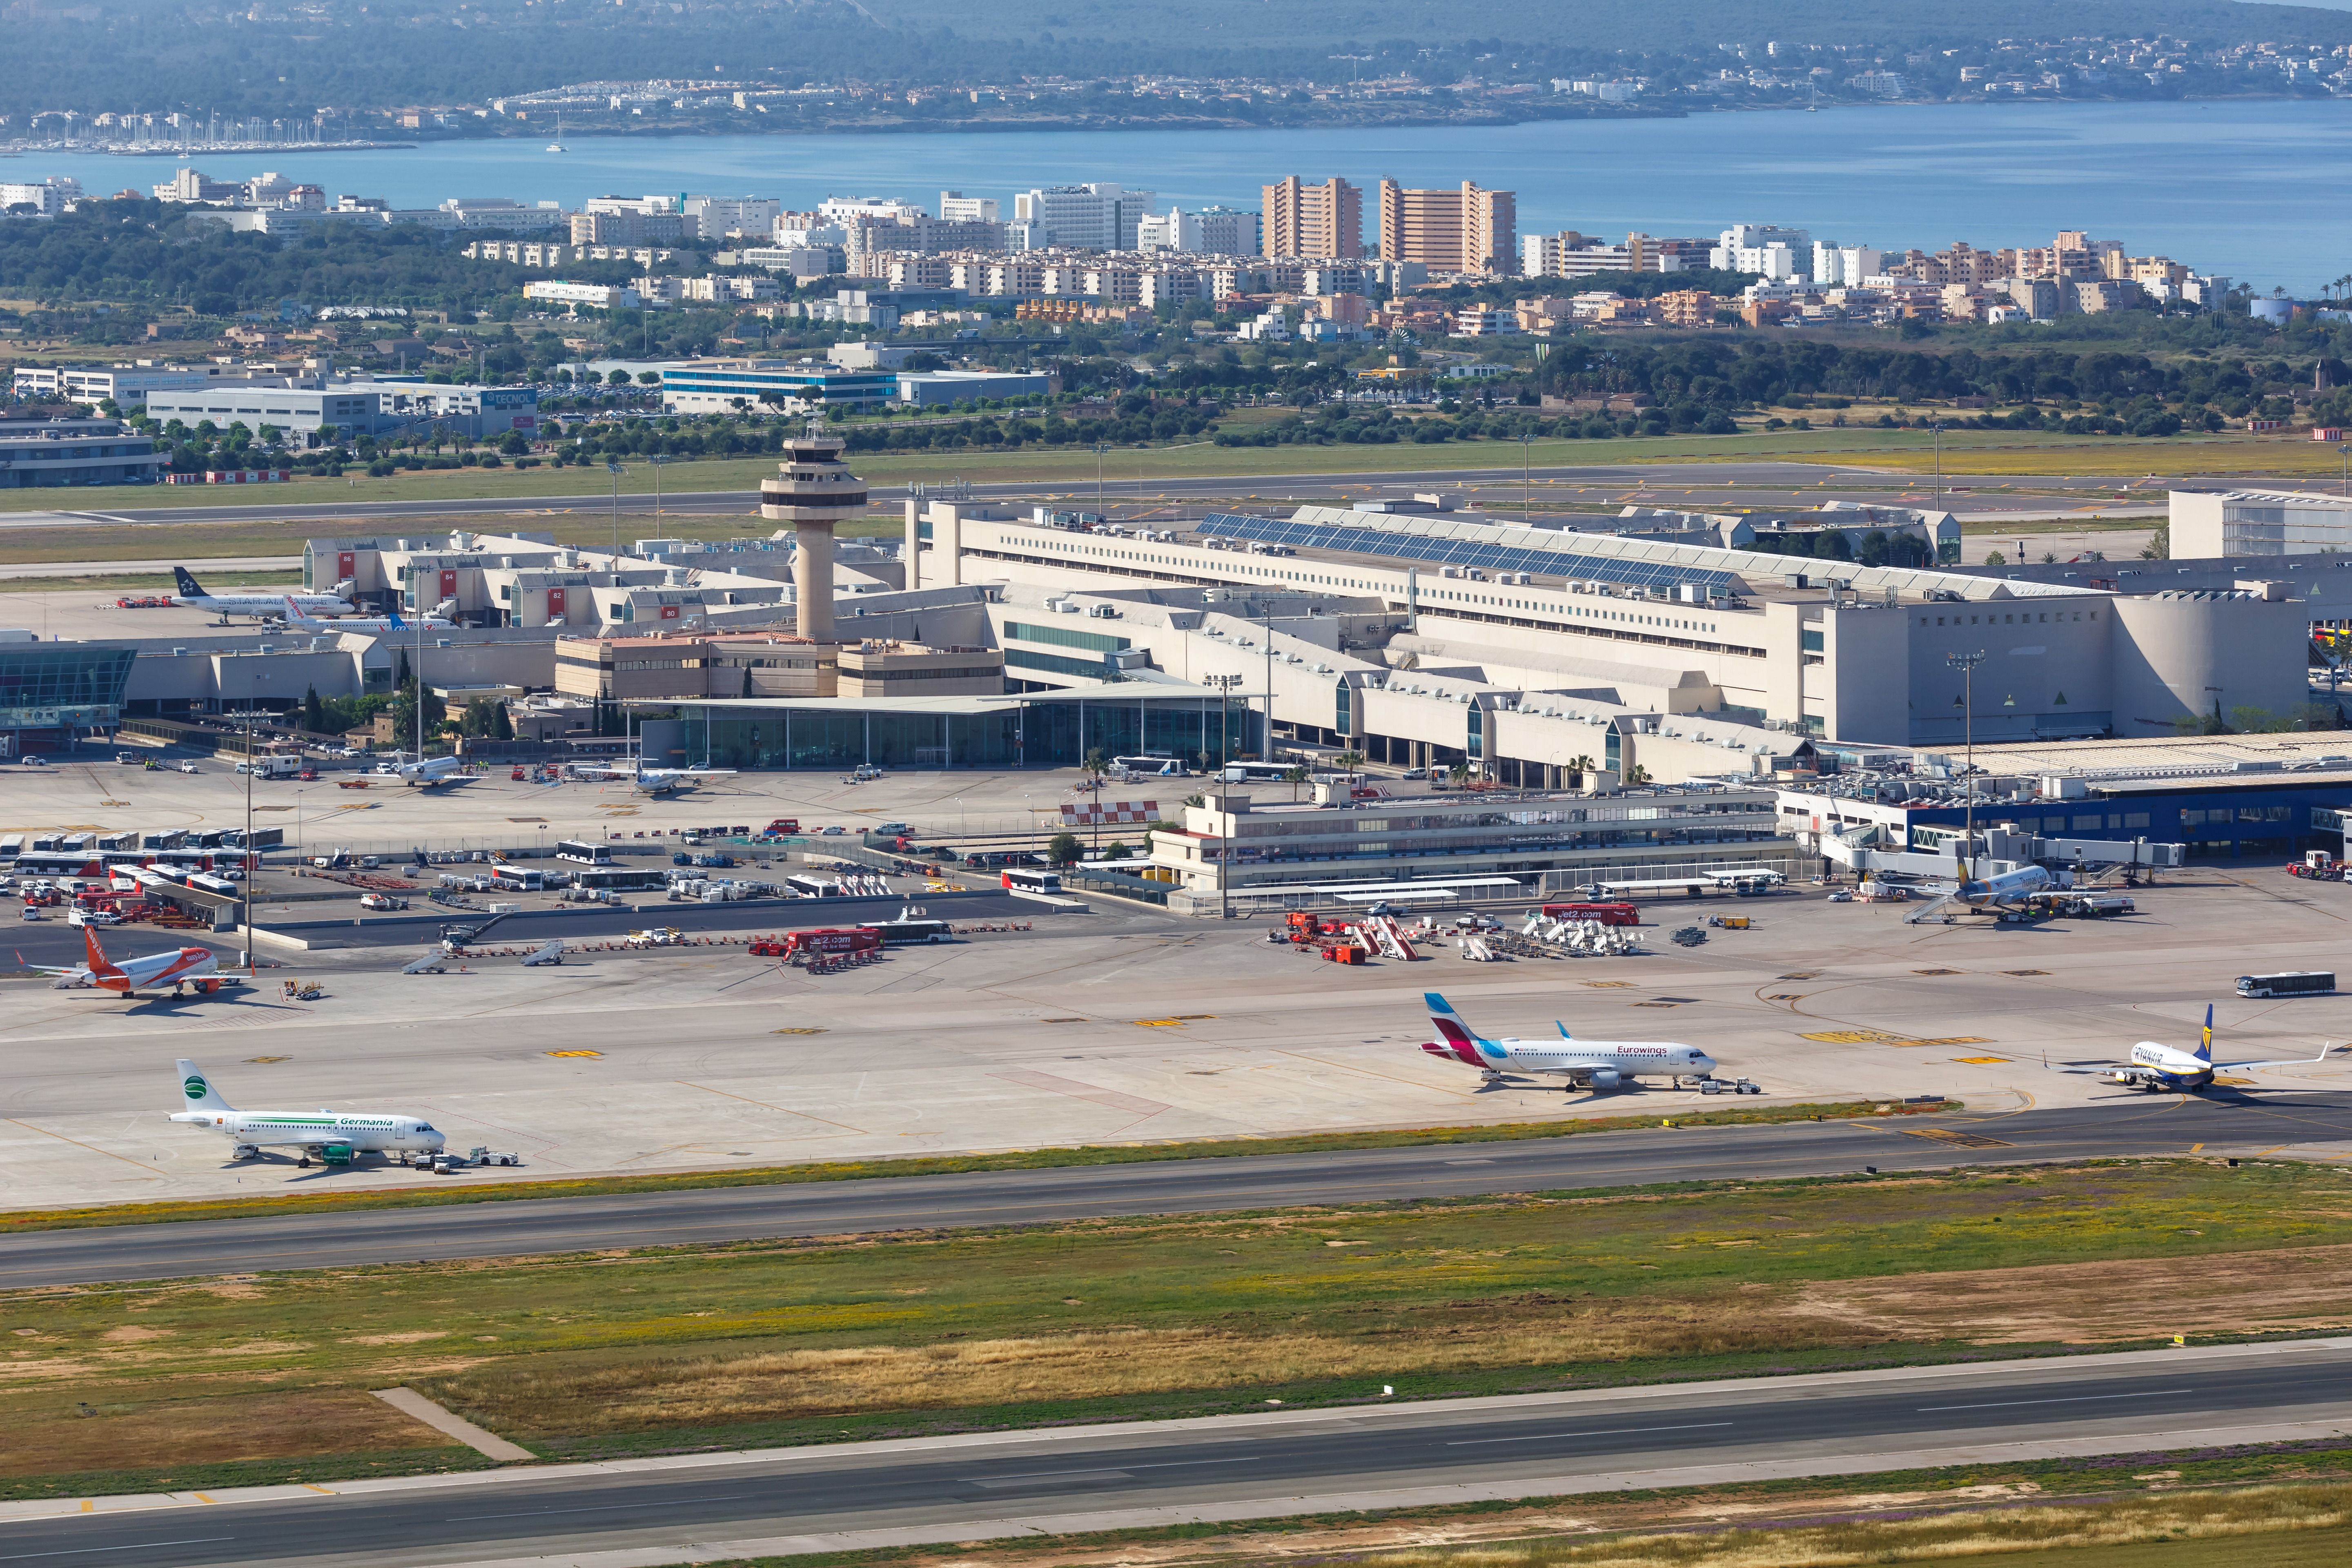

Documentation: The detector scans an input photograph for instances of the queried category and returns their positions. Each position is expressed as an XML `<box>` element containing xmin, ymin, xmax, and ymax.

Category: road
<box><xmin>16</xmin><ymin>1094</ymin><xmax>2347</xmax><ymax>1288</ymax></box>
<box><xmin>5</xmin><ymin>462</ymin><xmax>2180</xmax><ymax>532</ymax></box>
<box><xmin>6</xmin><ymin>1339</ymin><xmax>2349</xmax><ymax>1568</ymax></box>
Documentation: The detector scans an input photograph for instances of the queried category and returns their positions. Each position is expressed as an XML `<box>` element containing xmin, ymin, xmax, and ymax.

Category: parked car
<box><xmin>1400</xmin><ymin>767</ymin><xmax>1429</xmax><ymax>780</ymax></box>
<box><xmin>174</xmin><ymin>760</ymin><xmax>199</xmax><ymax>774</ymax></box>
<box><xmin>820</xmin><ymin>825</ymin><xmax>847</xmax><ymax>836</ymax></box>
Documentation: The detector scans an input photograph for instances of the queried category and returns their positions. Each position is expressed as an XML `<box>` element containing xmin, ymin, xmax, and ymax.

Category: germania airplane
<box><xmin>2047</xmin><ymin>1004</ymin><xmax>2336</xmax><ymax>1093</ymax></box>
<box><xmin>173</xmin><ymin>566</ymin><xmax>352</xmax><ymax>623</ymax></box>
<box><xmin>1419</xmin><ymin>992</ymin><xmax>1718</xmax><ymax>1090</ymax></box>
<box><xmin>18</xmin><ymin>927</ymin><xmax>231</xmax><ymax>999</ymax></box>
<box><xmin>169</xmin><ymin>1058</ymin><xmax>448</xmax><ymax>1167</ymax></box>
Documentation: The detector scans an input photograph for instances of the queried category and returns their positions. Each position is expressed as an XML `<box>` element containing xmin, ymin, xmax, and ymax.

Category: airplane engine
<box><xmin>1587</xmin><ymin>1068</ymin><xmax>1624</xmax><ymax>1090</ymax></box>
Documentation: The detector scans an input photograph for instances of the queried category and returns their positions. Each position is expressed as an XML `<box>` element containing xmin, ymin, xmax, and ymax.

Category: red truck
<box><xmin>750</xmin><ymin>928</ymin><xmax>882</xmax><ymax>959</ymax></box>
<box><xmin>1540</xmin><ymin>901</ymin><xmax>1642</xmax><ymax>927</ymax></box>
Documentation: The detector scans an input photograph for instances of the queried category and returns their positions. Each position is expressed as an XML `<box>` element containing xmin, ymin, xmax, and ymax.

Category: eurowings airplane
<box><xmin>1905</xmin><ymin>843</ymin><xmax>2055</xmax><ymax>924</ymax></box>
<box><xmin>173</xmin><ymin>566</ymin><xmax>352</xmax><ymax>623</ymax></box>
<box><xmin>168</xmin><ymin>1058</ymin><xmax>447</xmax><ymax>1167</ymax></box>
<box><xmin>18</xmin><ymin>927</ymin><xmax>230</xmax><ymax>999</ymax></box>
<box><xmin>273</xmin><ymin>597</ymin><xmax>453</xmax><ymax>635</ymax></box>
<box><xmin>2047</xmin><ymin>1003</ymin><xmax>2336</xmax><ymax>1093</ymax></box>
<box><xmin>1419</xmin><ymin>992</ymin><xmax>1717</xmax><ymax>1089</ymax></box>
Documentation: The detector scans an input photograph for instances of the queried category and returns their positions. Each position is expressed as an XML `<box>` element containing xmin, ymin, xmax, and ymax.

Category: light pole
<box><xmin>1947</xmin><ymin>650</ymin><xmax>1985</xmax><ymax>882</ymax></box>
<box><xmin>1519</xmin><ymin>430</ymin><xmax>1534</xmax><ymax>519</ymax></box>
<box><xmin>606</xmin><ymin>459</ymin><xmax>627</xmax><ymax>581</ymax></box>
<box><xmin>1093</xmin><ymin>441</ymin><xmax>1108</xmax><ymax>521</ymax></box>
<box><xmin>1931</xmin><ymin>420</ymin><xmax>1943</xmax><ymax>508</ymax></box>
<box><xmin>1205</xmin><ymin>674</ymin><xmax>1244</xmax><ymax>919</ymax></box>
<box><xmin>650</xmin><ymin>452</ymin><xmax>668</xmax><ymax>521</ymax></box>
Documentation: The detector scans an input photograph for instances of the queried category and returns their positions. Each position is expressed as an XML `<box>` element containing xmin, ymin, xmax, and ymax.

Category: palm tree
<box><xmin>1283</xmin><ymin>764</ymin><xmax>1310</xmax><ymax>801</ymax></box>
<box><xmin>1626</xmin><ymin>763</ymin><xmax>1653</xmax><ymax>786</ymax></box>
<box><xmin>1566</xmin><ymin>753</ymin><xmax>1596</xmax><ymax>789</ymax></box>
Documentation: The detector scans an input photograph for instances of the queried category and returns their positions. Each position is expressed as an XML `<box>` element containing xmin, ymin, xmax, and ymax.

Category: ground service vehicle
<box><xmin>489</xmin><ymin>865</ymin><xmax>544</xmax><ymax>892</ymax></box>
<box><xmin>359</xmin><ymin>893</ymin><xmax>409</xmax><ymax>912</ymax></box>
<box><xmin>1112</xmin><ymin>756</ymin><xmax>1190</xmax><ymax>777</ymax></box>
<box><xmin>1003</xmin><ymin>868</ymin><xmax>1064</xmax><ymax>893</ymax></box>
<box><xmin>235</xmin><ymin>755</ymin><xmax>303</xmax><ymax>779</ymax></box>
<box><xmin>1540</xmin><ymin>901</ymin><xmax>1639</xmax><ymax>927</ymax></box>
<box><xmin>554</xmin><ymin>839</ymin><xmax>613</xmax><ymax>866</ymax></box>
<box><xmin>764</xmin><ymin>818</ymin><xmax>800</xmax><ymax>836</ymax></box>
<box><xmin>2237</xmin><ymin>971</ymin><xmax>2337</xmax><ymax>998</ymax></box>
<box><xmin>2289</xmin><ymin>851</ymin><xmax>2346</xmax><ymax>881</ymax></box>
<box><xmin>758</xmin><ymin>928</ymin><xmax>883</xmax><ymax>959</ymax></box>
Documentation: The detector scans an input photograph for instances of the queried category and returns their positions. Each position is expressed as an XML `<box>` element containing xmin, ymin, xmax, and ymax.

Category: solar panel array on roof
<box><xmin>1196</xmin><ymin>512</ymin><xmax>1741</xmax><ymax>593</ymax></box>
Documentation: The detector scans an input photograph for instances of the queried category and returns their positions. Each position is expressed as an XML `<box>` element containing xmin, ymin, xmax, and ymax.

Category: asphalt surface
<box><xmin>16</xmin><ymin>1095</ymin><xmax>2348</xmax><ymax>1288</ymax></box>
<box><xmin>8</xmin><ymin>1341</ymin><xmax>2351</xmax><ymax>1568</ymax></box>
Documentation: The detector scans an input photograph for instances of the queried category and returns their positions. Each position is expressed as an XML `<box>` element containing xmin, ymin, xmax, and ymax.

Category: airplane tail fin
<box><xmin>1557</xmin><ymin>1020</ymin><xmax>1575</xmax><ymax>1040</ymax></box>
<box><xmin>387</xmin><ymin>605</ymin><xmax>407</xmax><ymax>630</ymax></box>
<box><xmin>176</xmin><ymin>1059</ymin><xmax>233</xmax><ymax>1113</ymax></box>
<box><xmin>283</xmin><ymin>595</ymin><xmax>305</xmax><ymax>621</ymax></box>
<box><xmin>172</xmin><ymin>566</ymin><xmax>206</xmax><ymax>600</ymax></box>
<box><xmin>2196</xmin><ymin>1003</ymin><xmax>2214</xmax><ymax>1062</ymax></box>
<box><xmin>1425</xmin><ymin>992</ymin><xmax>1490</xmax><ymax>1048</ymax></box>
<box><xmin>83</xmin><ymin>925</ymin><xmax>121</xmax><ymax>978</ymax></box>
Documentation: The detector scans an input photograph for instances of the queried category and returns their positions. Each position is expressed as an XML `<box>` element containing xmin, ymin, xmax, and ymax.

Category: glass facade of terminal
<box><xmin>677</xmin><ymin>693</ymin><xmax>1257</xmax><ymax>771</ymax></box>
<box><xmin>0</xmin><ymin>644</ymin><xmax>137</xmax><ymax>742</ymax></box>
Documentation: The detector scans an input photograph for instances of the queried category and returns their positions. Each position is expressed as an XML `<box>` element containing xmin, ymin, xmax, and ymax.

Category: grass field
<box><xmin>3</xmin><ymin>427</ymin><xmax>2331</xmax><ymax>520</ymax></box>
<box><xmin>9</xmin><ymin>1160</ymin><xmax>2352</xmax><ymax>1501</ymax></box>
<box><xmin>719</xmin><ymin>1477</ymin><xmax>2352</xmax><ymax>1568</ymax></box>
<box><xmin>0</xmin><ymin>570</ymin><xmax>304</xmax><ymax>595</ymax></box>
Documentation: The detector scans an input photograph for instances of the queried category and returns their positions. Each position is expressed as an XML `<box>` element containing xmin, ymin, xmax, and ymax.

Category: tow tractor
<box><xmin>2288</xmin><ymin>851</ymin><xmax>2347</xmax><ymax>881</ymax></box>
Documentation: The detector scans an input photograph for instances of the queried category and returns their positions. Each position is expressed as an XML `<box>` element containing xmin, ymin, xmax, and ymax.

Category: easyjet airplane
<box><xmin>18</xmin><ymin>927</ymin><xmax>233</xmax><ymax>1000</ymax></box>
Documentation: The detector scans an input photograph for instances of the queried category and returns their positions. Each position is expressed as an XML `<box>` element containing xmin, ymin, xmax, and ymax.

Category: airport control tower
<box><xmin>758</xmin><ymin>423</ymin><xmax>866</xmax><ymax>644</ymax></box>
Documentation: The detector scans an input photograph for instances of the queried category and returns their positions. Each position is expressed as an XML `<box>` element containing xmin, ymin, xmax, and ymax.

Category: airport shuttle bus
<box><xmin>13</xmin><ymin>850</ymin><xmax>107</xmax><ymax>880</ymax></box>
<box><xmin>1219</xmin><ymin>762</ymin><xmax>1295</xmax><ymax>784</ymax></box>
<box><xmin>570</xmin><ymin>865</ymin><xmax>666</xmax><ymax>893</ymax></box>
<box><xmin>1002</xmin><ymin>868</ymin><xmax>1063</xmax><ymax>893</ymax></box>
<box><xmin>554</xmin><ymin>839</ymin><xmax>613</xmax><ymax>866</ymax></box>
<box><xmin>490</xmin><ymin>865</ymin><xmax>545</xmax><ymax>892</ymax></box>
<box><xmin>860</xmin><ymin>916</ymin><xmax>954</xmax><ymax>946</ymax></box>
<box><xmin>2236</xmin><ymin>971</ymin><xmax>2338</xmax><ymax>998</ymax></box>
<box><xmin>1111</xmin><ymin>755</ymin><xmax>1189</xmax><ymax>777</ymax></box>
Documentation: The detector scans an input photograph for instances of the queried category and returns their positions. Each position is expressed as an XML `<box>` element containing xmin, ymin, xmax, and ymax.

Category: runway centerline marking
<box><xmin>1448</xmin><ymin>1421</ymin><xmax>1733</xmax><ymax>1446</ymax></box>
<box><xmin>0</xmin><ymin>1538</ymin><xmax>237</xmax><ymax>1562</ymax></box>
<box><xmin>1917</xmin><ymin>1389</ymin><xmax>2192</xmax><ymax>1412</ymax></box>
<box><xmin>447</xmin><ymin>1494</ymin><xmax>751</xmax><ymax>1522</ymax></box>
<box><xmin>969</xmin><ymin>1455</ymin><xmax>1265</xmax><ymax>1481</ymax></box>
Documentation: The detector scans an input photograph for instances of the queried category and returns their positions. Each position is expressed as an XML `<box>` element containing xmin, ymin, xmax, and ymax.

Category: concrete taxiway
<box><xmin>4</xmin><ymin>865</ymin><xmax>2350</xmax><ymax>1214</ymax></box>
<box><xmin>5</xmin><ymin>1339</ymin><xmax>2349</xmax><ymax>1568</ymax></box>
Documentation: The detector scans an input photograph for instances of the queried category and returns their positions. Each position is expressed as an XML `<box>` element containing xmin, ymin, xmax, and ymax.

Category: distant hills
<box><xmin>7</xmin><ymin>0</ymin><xmax>2352</xmax><ymax>123</ymax></box>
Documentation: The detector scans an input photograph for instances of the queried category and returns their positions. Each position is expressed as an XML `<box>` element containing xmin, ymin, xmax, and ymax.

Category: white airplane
<box><xmin>2046</xmin><ymin>1004</ymin><xmax>2337</xmax><ymax>1093</ymax></box>
<box><xmin>1905</xmin><ymin>843</ymin><xmax>2055</xmax><ymax>924</ymax></box>
<box><xmin>168</xmin><ymin>1057</ymin><xmax>448</xmax><ymax>1168</ymax></box>
<box><xmin>1418</xmin><ymin>992</ymin><xmax>1718</xmax><ymax>1090</ymax></box>
<box><xmin>520</xmin><ymin>939</ymin><xmax>564</xmax><ymax>966</ymax></box>
<box><xmin>379</xmin><ymin>754</ymin><xmax>464</xmax><ymax>787</ymax></box>
<box><xmin>272</xmin><ymin>597</ymin><xmax>454</xmax><ymax>635</ymax></box>
<box><xmin>174</xmin><ymin>566</ymin><xmax>352</xmax><ymax>624</ymax></box>
<box><xmin>17</xmin><ymin>927</ymin><xmax>233</xmax><ymax>999</ymax></box>
<box><xmin>567</xmin><ymin>760</ymin><xmax>738</xmax><ymax>796</ymax></box>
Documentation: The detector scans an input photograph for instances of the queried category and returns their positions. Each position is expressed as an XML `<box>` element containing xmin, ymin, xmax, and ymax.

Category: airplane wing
<box><xmin>12</xmin><ymin>949</ymin><xmax>84</xmax><ymax>979</ymax></box>
<box><xmin>2212</xmin><ymin>1042</ymin><xmax>2338</xmax><ymax>1073</ymax></box>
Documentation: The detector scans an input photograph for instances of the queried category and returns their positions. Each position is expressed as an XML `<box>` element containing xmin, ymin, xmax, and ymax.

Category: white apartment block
<box><xmin>684</xmin><ymin>196</ymin><xmax>782</xmax><ymax>241</ymax></box>
<box><xmin>938</xmin><ymin>190</ymin><xmax>1001</xmax><ymax>223</ymax></box>
<box><xmin>1011</xmin><ymin>183</ymin><xmax>1155</xmax><ymax>252</ymax></box>
<box><xmin>0</xmin><ymin>176</ymin><xmax>81</xmax><ymax>216</ymax></box>
<box><xmin>1137</xmin><ymin>205</ymin><xmax>1260</xmax><ymax>257</ymax></box>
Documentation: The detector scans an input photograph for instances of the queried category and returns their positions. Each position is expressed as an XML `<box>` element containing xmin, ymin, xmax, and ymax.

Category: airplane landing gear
<box><xmin>296</xmin><ymin>1155</ymin><xmax>312</xmax><ymax>1168</ymax></box>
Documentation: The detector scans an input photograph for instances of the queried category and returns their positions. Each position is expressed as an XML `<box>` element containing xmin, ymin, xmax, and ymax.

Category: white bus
<box><xmin>490</xmin><ymin>865</ymin><xmax>545</xmax><ymax>892</ymax></box>
<box><xmin>1002</xmin><ymin>867</ymin><xmax>1063</xmax><ymax>893</ymax></box>
<box><xmin>1111</xmin><ymin>755</ymin><xmax>1190</xmax><ymax>778</ymax></box>
<box><xmin>1220</xmin><ymin>762</ymin><xmax>1295</xmax><ymax>784</ymax></box>
<box><xmin>2237</xmin><ymin>971</ymin><xmax>2336</xmax><ymax>998</ymax></box>
<box><xmin>554</xmin><ymin>839</ymin><xmax>612</xmax><ymax>866</ymax></box>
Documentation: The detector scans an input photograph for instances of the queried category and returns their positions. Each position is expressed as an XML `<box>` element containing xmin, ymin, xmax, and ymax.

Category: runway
<box><xmin>6</xmin><ymin>1338</ymin><xmax>2349</xmax><ymax>1568</ymax></box>
<box><xmin>16</xmin><ymin>1094</ymin><xmax>2348</xmax><ymax>1288</ymax></box>
<box><xmin>4</xmin><ymin>461</ymin><xmax>2176</xmax><ymax>530</ymax></box>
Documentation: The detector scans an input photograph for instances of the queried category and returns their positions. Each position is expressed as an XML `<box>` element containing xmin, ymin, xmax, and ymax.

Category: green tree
<box><xmin>2141</xmin><ymin>522</ymin><xmax>2171</xmax><ymax>561</ymax></box>
<box><xmin>301</xmin><ymin>684</ymin><xmax>324</xmax><ymax>733</ymax></box>
<box><xmin>1984</xmin><ymin>550</ymin><xmax>2007</xmax><ymax>566</ymax></box>
<box><xmin>1566</xmin><ymin>753</ymin><xmax>1596</xmax><ymax>788</ymax></box>
<box><xmin>1283</xmin><ymin>764</ymin><xmax>1309</xmax><ymax>801</ymax></box>
<box><xmin>1104</xmin><ymin>839</ymin><xmax>1132</xmax><ymax>861</ymax></box>
<box><xmin>390</xmin><ymin>680</ymin><xmax>448</xmax><ymax>749</ymax></box>
<box><xmin>1625</xmin><ymin>763</ymin><xmax>1653</xmax><ymax>785</ymax></box>
<box><xmin>1046</xmin><ymin>831</ymin><xmax>1082</xmax><ymax>866</ymax></box>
